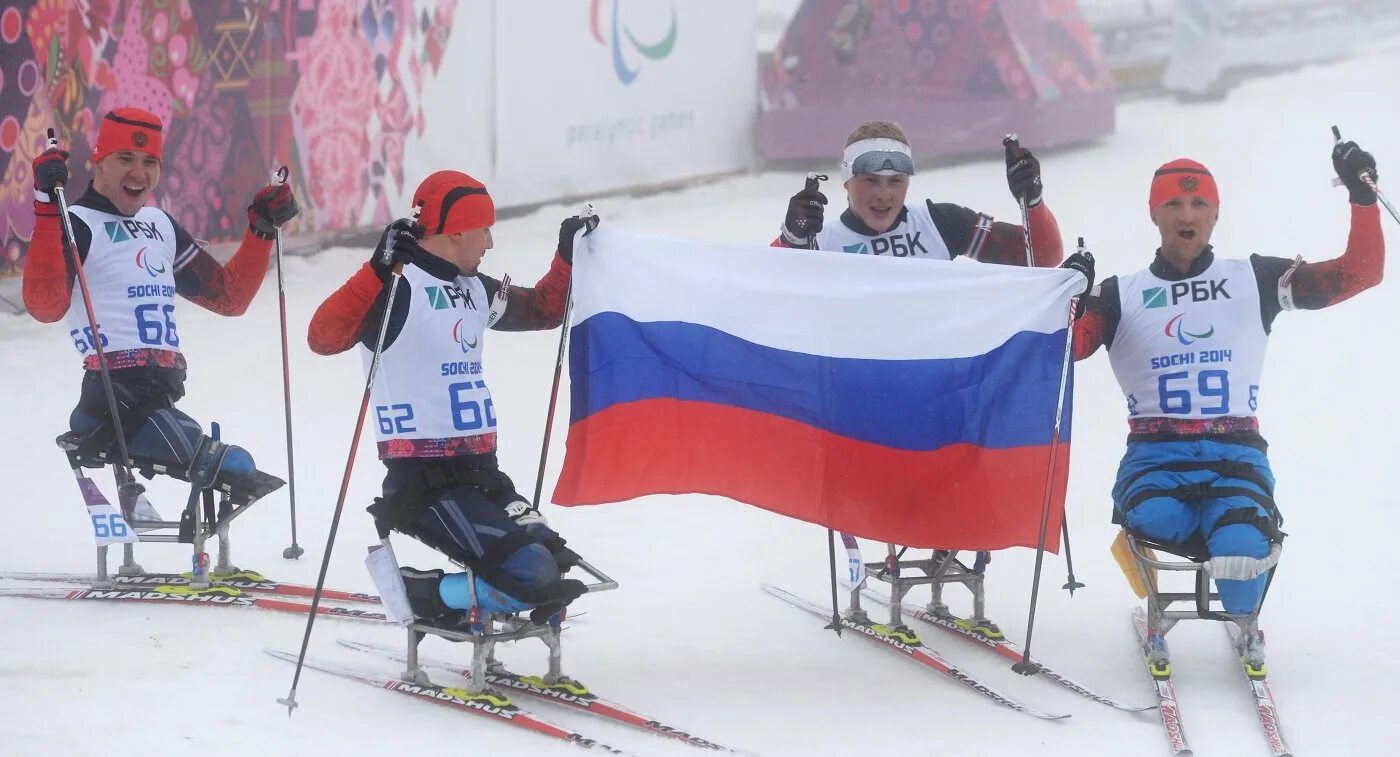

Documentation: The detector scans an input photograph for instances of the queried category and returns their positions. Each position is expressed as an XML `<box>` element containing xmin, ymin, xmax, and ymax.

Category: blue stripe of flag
<box><xmin>568</xmin><ymin>312</ymin><xmax>1072</xmax><ymax>451</ymax></box>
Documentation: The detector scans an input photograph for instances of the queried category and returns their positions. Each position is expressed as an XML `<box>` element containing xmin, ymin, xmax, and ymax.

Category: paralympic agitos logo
<box><xmin>1163</xmin><ymin>313</ymin><xmax>1214</xmax><ymax>345</ymax></box>
<box><xmin>451</xmin><ymin>319</ymin><xmax>477</xmax><ymax>353</ymax></box>
<box><xmin>590</xmin><ymin>0</ymin><xmax>678</xmax><ymax>85</ymax></box>
<box><xmin>134</xmin><ymin>247</ymin><xmax>165</xmax><ymax>278</ymax></box>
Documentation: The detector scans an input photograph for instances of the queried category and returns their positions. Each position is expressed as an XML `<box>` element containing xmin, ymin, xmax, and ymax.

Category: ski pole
<box><xmin>1012</xmin><ymin>240</ymin><xmax>1083</xmax><ymax>676</ymax></box>
<box><xmin>531</xmin><ymin>203</ymin><xmax>595</xmax><ymax>508</ymax></box>
<box><xmin>1005</xmin><ymin>136</ymin><xmax>1084</xmax><ymax>596</ymax></box>
<box><xmin>1332</xmin><ymin>125</ymin><xmax>1399</xmax><ymax>225</ymax></box>
<box><xmin>278</xmin><ymin>214</ymin><xmax>415</xmax><ymax>715</ymax></box>
<box><xmin>1003</xmin><ymin>134</ymin><xmax>1037</xmax><ymax>269</ymax></box>
<box><xmin>1061</xmin><ymin>505</ymin><xmax>1085</xmax><ymax>594</ymax></box>
<box><xmin>269</xmin><ymin>166</ymin><xmax>304</xmax><ymax>561</ymax></box>
<box><xmin>47</xmin><ymin>128</ymin><xmax>142</xmax><ymax>506</ymax></box>
<box><xmin>1058</xmin><ymin>238</ymin><xmax>1089</xmax><ymax>596</ymax></box>
<box><xmin>823</xmin><ymin>529</ymin><xmax>843</xmax><ymax>637</ymax></box>
<box><xmin>804</xmin><ymin>173</ymin><xmax>827</xmax><ymax>251</ymax></box>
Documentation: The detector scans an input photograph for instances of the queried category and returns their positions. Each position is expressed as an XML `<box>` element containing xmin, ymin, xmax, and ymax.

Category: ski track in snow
<box><xmin>2</xmin><ymin>47</ymin><xmax>1397</xmax><ymax>757</ymax></box>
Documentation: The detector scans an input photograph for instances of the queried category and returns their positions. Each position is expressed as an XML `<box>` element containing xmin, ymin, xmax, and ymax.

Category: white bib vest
<box><xmin>366</xmin><ymin>264</ymin><xmax>497</xmax><ymax>448</ymax></box>
<box><xmin>1107</xmin><ymin>257</ymin><xmax>1268</xmax><ymax>420</ymax></box>
<box><xmin>66</xmin><ymin>205</ymin><xmax>183</xmax><ymax>361</ymax></box>
<box><xmin>816</xmin><ymin>203</ymin><xmax>953</xmax><ymax>260</ymax></box>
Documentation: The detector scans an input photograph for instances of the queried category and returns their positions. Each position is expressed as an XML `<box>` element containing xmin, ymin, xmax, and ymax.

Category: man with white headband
<box><xmin>771</xmin><ymin>120</ymin><xmax>1088</xmax><ymax>642</ymax></box>
<box><xmin>776</xmin><ymin>120</ymin><xmax>1066</xmax><ymax>269</ymax></box>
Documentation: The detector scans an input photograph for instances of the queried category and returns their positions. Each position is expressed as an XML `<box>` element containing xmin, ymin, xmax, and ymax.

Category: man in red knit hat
<box><xmin>308</xmin><ymin>170</ymin><xmax>598</xmax><ymax>627</ymax></box>
<box><xmin>23</xmin><ymin>107</ymin><xmax>298</xmax><ymax>500</ymax></box>
<box><xmin>1073</xmin><ymin>141</ymin><xmax>1384</xmax><ymax>671</ymax></box>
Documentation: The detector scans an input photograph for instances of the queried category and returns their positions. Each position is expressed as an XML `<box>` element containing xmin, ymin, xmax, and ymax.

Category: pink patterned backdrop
<box><xmin>0</xmin><ymin>0</ymin><xmax>459</xmax><ymax>278</ymax></box>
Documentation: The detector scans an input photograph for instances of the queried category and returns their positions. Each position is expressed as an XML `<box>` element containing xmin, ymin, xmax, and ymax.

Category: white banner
<box><xmin>492</xmin><ymin>0</ymin><xmax>755</xmax><ymax>206</ymax></box>
<box><xmin>396</xmin><ymin>1</ymin><xmax>496</xmax><ymax>215</ymax></box>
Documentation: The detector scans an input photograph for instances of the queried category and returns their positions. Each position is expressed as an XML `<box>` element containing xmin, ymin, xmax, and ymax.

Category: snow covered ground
<box><xmin>2</xmin><ymin>44</ymin><xmax>1397</xmax><ymax>757</ymax></box>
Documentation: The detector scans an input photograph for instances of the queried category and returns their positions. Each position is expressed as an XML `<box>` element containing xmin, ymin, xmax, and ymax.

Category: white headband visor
<box><xmin>841</xmin><ymin>138</ymin><xmax>915</xmax><ymax>181</ymax></box>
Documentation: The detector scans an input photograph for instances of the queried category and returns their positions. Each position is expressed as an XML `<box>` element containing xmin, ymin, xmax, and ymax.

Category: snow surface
<box><xmin>3</xmin><ymin>45</ymin><xmax>1398</xmax><ymax>757</ymax></box>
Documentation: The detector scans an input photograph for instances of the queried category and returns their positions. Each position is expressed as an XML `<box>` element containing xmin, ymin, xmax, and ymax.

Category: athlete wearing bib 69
<box><xmin>22</xmin><ymin>107</ymin><xmax>298</xmax><ymax>491</ymax></box>
<box><xmin>1074</xmin><ymin>145</ymin><xmax>1384</xmax><ymax>618</ymax></box>
<box><xmin>775</xmin><ymin>120</ymin><xmax>1064</xmax><ymax>267</ymax></box>
<box><xmin>309</xmin><ymin>170</ymin><xmax>598</xmax><ymax>626</ymax></box>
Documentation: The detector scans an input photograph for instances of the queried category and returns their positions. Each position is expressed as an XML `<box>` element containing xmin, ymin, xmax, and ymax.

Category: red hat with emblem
<box><xmin>1149</xmin><ymin>158</ymin><xmax>1219</xmax><ymax>216</ymax></box>
<box><xmin>412</xmin><ymin>170</ymin><xmax>495</xmax><ymax>236</ymax></box>
<box><xmin>91</xmin><ymin>108</ymin><xmax>165</xmax><ymax>164</ymax></box>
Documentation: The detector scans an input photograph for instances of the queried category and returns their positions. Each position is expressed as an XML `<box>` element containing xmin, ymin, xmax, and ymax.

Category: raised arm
<box><xmin>487</xmin><ymin>215</ymin><xmax>594</xmax><ymax>332</ymax></box>
<box><xmin>969</xmin><ymin>203</ymin><xmax>1064</xmax><ymax>267</ymax></box>
<box><xmin>177</xmin><ymin>182</ymin><xmax>298</xmax><ymax>316</ymax></box>
<box><xmin>1280</xmin><ymin>203</ymin><xmax>1384</xmax><ymax>309</ymax></box>
<box><xmin>22</xmin><ymin>146</ymin><xmax>79</xmax><ymax>322</ymax></box>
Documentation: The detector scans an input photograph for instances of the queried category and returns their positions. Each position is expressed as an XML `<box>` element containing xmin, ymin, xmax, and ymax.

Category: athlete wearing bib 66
<box><xmin>309</xmin><ymin>170</ymin><xmax>598</xmax><ymax>625</ymax></box>
<box><xmin>775</xmin><ymin>120</ymin><xmax>1064</xmax><ymax>267</ymax></box>
<box><xmin>1074</xmin><ymin>144</ymin><xmax>1384</xmax><ymax>618</ymax></box>
<box><xmin>22</xmin><ymin>107</ymin><xmax>298</xmax><ymax>490</ymax></box>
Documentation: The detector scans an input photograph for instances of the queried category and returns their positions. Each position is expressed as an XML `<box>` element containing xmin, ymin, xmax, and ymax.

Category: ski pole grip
<box><xmin>1003</xmin><ymin>133</ymin><xmax>1021</xmax><ymax>158</ymax></box>
<box><xmin>805</xmin><ymin>172</ymin><xmax>827</xmax><ymax>192</ymax></box>
<box><xmin>378</xmin><ymin>228</ymin><xmax>400</xmax><ymax>268</ymax></box>
<box><xmin>272</xmin><ymin>165</ymin><xmax>289</xmax><ymax>186</ymax></box>
<box><xmin>1332</xmin><ymin>125</ymin><xmax>1342</xmax><ymax>143</ymax></box>
<box><xmin>44</xmin><ymin>127</ymin><xmax>67</xmax><ymax>189</ymax></box>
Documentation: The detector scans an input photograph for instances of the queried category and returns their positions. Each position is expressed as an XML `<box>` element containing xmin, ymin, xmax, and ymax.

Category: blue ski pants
<box><xmin>382</xmin><ymin>470</ymin><xmax>563</xmax><ymax>616</ymax></box>
<box><xmin>1112</xmin><ymin>439</ymin><xmax>1276</xmax><ymax>614</ymax></box>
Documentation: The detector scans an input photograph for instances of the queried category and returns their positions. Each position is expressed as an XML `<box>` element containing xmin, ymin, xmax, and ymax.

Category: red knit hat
<box><xmin>91</xmin><ymin>108</ymin><xmax>164</xmax><ymax>164</ymax></box>
<box><xmin>412</xmin><ymin>170</ymin><xmax>495</xmax><ymax>236</ymax></box>
<box><xmin>1149</xmin><ymin>159</ymin><xmax>1218</xmax><ymax>215</ymax></box>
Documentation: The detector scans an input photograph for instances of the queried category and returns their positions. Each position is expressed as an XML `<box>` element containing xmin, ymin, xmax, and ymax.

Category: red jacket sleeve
<box><xmin>1286</xmin><ymin>202</ymin><xmax>1384</xmax><ymax>308</ymax></box>
<box><xmin>490</xmin><ymin>253</ymin><xmax>573</xmax><ymax>331</ymax></box>
<box><xmin>176</xmin><ymin>230</ymin><xmax>274</xmax><ymax>316</ymax></box>
<box><xmin>1072</xmin><ymin>309</ymin><xmax>1106</xmax><ymax>361</ymax></box>
<box><xmin>973</xmin><ymin>202</ymin><xmax>1064</xmax><ymax>267</ymax></box>
<box><xmin>308</xmin><ymin>263</ymin><xmax>383</xmax><ymax>355</ymax></box>
<box><xmin>1027</xmin><ymin>203</ymin><xmax>1064</xmax><ymax>267</ymax></box>
<box><xmin>21</xmin><ymin>214</ymin><xmax>73</xmax><ymax>323</ymax></box>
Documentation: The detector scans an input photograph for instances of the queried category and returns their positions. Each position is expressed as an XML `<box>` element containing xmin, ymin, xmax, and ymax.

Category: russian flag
<box><xmin>553</xmin><ymin>229</ymin><xmax>1081</xmax><ymax>551</ymax></box>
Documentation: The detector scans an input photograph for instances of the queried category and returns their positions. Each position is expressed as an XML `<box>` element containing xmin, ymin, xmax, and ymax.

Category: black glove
<box><xmin>1060</xmin><ymin>250</ymin><xmax>1095</xmax><ymax>319</ymax></box>
<box><xmin>371</xmin><ymin>218</ymin><xmax>424</xmax><ymax>281</ymax></box>
<box><xmin>1006</xmin><ymin>145</ymin><xmax>1043</xmax><ymax>207</ymax></box>
<box><xmin>781</xmin><ymin>184</ymin><xmax>827</xmax><ymax>246</ymax></box>
<box><xmin>1332</xmin><ymin>141</ymin><xmax>1378</xmax><ymax>206</ymax></box>
<box><xmin>539</xmin><ymin>533</ymin><xmax>582</xmax><ymax>571</ymax></box>
<box><xmin>32</xmin><ymin>147</ymin><xmax>69</xmax><ymax>217</ymax></box>
<box><xmin>527</xmin><ymin>578</ymin><xmax>588</xmax><ymax>626</ymax></box>
<box><xmin>247</xmin><ymin>182</ymin><xmax>300</xmax><ymax>239</ymax></box>
<box><xmin>557</xmin><ymin>213</ymin><xmax>600</xmax><ymax>264</ymax></box>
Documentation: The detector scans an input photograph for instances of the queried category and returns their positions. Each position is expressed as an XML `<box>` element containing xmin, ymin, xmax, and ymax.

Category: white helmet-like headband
<box><xmin>840</xmin><ymin>137</ymin><xmax>915</xmax><ymax>182</ymax></box>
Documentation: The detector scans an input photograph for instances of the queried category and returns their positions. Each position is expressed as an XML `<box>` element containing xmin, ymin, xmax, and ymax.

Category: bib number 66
<box><xmin>135</xmin><ymin>303</ymin><xmax>180</xmax><ymax>347</ymax></box>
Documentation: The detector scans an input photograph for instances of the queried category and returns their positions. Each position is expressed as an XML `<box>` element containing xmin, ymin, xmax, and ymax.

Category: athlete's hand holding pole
<box><xmin>531</xmin><ymin>205</ymin><xmax>599</xmax><ymax>509</ymax></box>
<box><xmin>256</xmin><ymin>166</ymin><xmax>305</xmax><ymax>560</ymax></box>
<box><xmin>1332</xmin><ymin>125</ymin><xmax>1396</xmax><ymax>225</ymax></box>
<box><xmin>278</xmin><ymin>214</ymin><xmax>422</xmax><ymax>715</ymax></box>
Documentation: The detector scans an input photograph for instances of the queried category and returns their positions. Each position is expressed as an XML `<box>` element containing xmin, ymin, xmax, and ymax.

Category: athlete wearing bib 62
<box><xmin>309</xmin><ymin>170</ymin><xmax>598</xmax><ymax>627</ymax></box>
<box><xmin>22</xmin><ymin>107</ymin><xmax>298</xmax><ymax>493</ymax></box>
<box><xmin>775</xmin><ymin>120</ymin><xmax>1064</xmax><ymax>267</ymax></box>
<box><xmin>1074</xmin><ymin>145</ymin><xmax>1384</xmax><ymax>619</ymax></box>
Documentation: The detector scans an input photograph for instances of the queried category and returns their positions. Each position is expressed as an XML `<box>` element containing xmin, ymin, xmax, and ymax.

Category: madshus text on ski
<box><xmin>6</xmin><ymin>98</ymin><xmax>1387</xmax><ymax>756</ymax></box>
